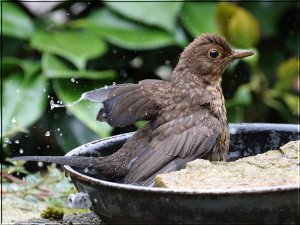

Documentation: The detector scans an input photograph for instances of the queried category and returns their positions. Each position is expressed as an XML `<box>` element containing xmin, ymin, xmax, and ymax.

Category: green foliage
<box><xmin>217</xmin><ymin>2</ymin><xmax>260</xmax><ymax>48</ymax></box>
<box><xmin>2</xmin><ymin>59</ymin><xmax>48</xmax><ymax>137</ymax></box>
<box><xmin>104</xmin><ymin>1</ymin><xmax>183</xmax><ymax>32</ymax></box>
<box><xmin>31</xmin><ymin>31</ymin><xmax>107</xmax><ymax>70</ymax></box>
<box><xmin>181</xmin><ymin>3</ymin><xmax>218</xmax><ymax>36</ymax></box>
<box><xmin>72</xmin><ymin>8</ymin><xmax>178</xmax><ymax>50</ymax></box>
<box><xmin>2</xmin><ymin>3</ymin><xmax>34</xmax><ymax>39</ymax></box>
<box><xmin>42</xmin><ymin>53</ymin><xmax>116</xmax><ymax>79</ymax></box>
<box><xmin>2</xmin><ymin>163</ymin><xmax>76</xmax><ymax>208</ymax></box>
<box><xmin>2</xmin><ymin>1</ymin><xmax>298</xmax><ymax>162</ymax></box>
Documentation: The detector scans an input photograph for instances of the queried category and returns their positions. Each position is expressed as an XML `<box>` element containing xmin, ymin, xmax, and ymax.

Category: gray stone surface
<box><xmin>2</xmin><ymin>194</ymin><xmax>50</xmax><ymax>224</ymax></box>
<box><xmin>14</xmin><ymin>212</ymin><xmax>104</xmax><ymax>225</ymax></box>
<box><xmin>2</xmin><ymin>194</ymin><xmax>104</xmax><ymax>225</ymax></box>
<box><xmin>155</xmin><ymin>140</ymin><xmax>299</xmax><ymax>189</ymax></box>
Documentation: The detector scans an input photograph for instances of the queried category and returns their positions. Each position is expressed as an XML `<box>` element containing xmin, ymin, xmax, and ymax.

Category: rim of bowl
<box><xmin>63</xmin><ymin>123</ymin><xmax>300</xmax><ymax>195</ymax></box>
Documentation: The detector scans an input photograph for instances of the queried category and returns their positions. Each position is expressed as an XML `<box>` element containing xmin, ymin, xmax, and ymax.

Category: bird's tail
<box><xmin>8</xmin><ymin>156</ymin><xmax>103</xmax><ymax>169</ymax></box>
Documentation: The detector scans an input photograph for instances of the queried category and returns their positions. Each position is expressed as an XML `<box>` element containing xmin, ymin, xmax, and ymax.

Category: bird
<box><xmin>10</xmin><ymin>34</ymin><xmax>254</xmax><ymax>187</ymax></box>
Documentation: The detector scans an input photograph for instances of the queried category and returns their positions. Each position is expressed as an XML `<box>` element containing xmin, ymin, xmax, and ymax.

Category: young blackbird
<box><xmin>11</xmin><ymin>34</ymin><xmax>254</xmax><ymax>186</ymax></box>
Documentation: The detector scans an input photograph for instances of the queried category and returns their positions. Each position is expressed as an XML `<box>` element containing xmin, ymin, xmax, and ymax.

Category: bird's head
<box><xmin>176</xmin><ymin>34</ymin><xmax>254</xmax><ymax>79</ymax></box>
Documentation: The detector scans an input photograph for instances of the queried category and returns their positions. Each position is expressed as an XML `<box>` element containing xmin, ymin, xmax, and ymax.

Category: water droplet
<box><xmin>57</xmin><ymin>128</ymin><xmax>61</xmax><ymax>131</ymax></box>
<box><xmin>15</xmin><ymin>140</ymin><xmax>19</xmax><ymax>144</ymax></box>
<box><xmin>11</xmin><ymin>117</ymin><xmax>17</xmax><ymax>123</ymax></box>
<box><xmin>94</xmin><ymin>198</ymin><xmax>98</xmax><ymax>203</ymax></box>
<box><xmin>130</xmin><ymin>57</ymin><xmax>143</xmax><ymax>68</ymax></box>
<box><xmin>45</xmin><ymin>131</ymin><xmax>51</xmax><ymax>137</ymax></box>
<box><xmin>19</xmin><ymin>149</ymin><xmax>24</xmax><ymax>154</ymax></box>
<box><xmin>112</xmin><ymin>82</ymin><xmax>116</xmax><ymax>85</ymax></box>
<box><xmin>67</xmin><ymin>12</ymin><xmax>70</xmax><ymax>16</ymax></box>
<box><xmin>60</xmin><ymin>133</ymin><xmax>63</xmax><ymax>136</ymax></box>
<box><xmin>84</xmin><ymin>168</ymin><xmax>89</xmax><ymax>173</ymax></box>
<box><xmin>37</xmin><ymin>162</ymin><xmax>44</xmax><ymax>167</ymax></box>
<box><xmin>50</xmin><ymin>100</ymin><xmax>64</xmax><ymax>110</ymax></box>
<box><xmin>4</xmin><ymin>138</ymin><xmax>9</xmax><ymax>143</ymax></box>
<box><xmin>47</xmin><ymin>145</ymin><xmax>50</xmax><ymax>148</ymax></box>
<box><xmin>71</xmin><ymin>78</ymin><xmax>75</xmax><ymax>82</ymax></box>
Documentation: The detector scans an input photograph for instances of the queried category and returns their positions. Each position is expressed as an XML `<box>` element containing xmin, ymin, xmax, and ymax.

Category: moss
<box><xmin>40</xmin><ymin>207</ymin><xmax>64</xmax><ymax>220</ymax></box>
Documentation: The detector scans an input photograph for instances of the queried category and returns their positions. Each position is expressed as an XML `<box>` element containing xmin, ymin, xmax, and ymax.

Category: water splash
<box><xmin>50</xmin><ymin>93</ymin><xmax>87</xmax><ymax>110</ymax></box>
<box><xmin>68</xmin><ymin>192</ymin><xmax>92</xmax><ymax>209</ymax></box>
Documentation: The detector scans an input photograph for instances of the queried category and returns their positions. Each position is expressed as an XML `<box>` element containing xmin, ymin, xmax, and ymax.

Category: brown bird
<box><xmin>10</xmin><ymin>34</ymin><xmax>253</xmax><ymax>186</ymax></box>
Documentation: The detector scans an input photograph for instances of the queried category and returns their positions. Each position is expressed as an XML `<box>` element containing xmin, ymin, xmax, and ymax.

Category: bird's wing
<box><xmin>150</xmin><ymin>110</ymin><xmax>221</xmax><ymax>158</ymax></box>
<box><xmin>123</xmin><ymin>110</ymin><xmax>222</xmax><ymax>185</ymax></box>
<box><xmin>83</xmin><ymin>80</ymin><xmax>169</xmax><ymax>127</ymax></box>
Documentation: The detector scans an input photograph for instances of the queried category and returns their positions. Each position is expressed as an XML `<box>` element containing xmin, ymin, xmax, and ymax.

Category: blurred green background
<box><xmin>1</xmin><ymin>1</ymin><xmax>299</xmax><ymax>162</ymax></box>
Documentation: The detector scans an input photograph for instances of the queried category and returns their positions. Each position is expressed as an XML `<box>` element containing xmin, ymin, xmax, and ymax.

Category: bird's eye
<box><xmin>208</xmin><ymin>49</ymin><xmax>220</xmax><ymax>59</ymax></box>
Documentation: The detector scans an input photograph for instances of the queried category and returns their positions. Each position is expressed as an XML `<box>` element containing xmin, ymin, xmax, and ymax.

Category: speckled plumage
<box><xmin>11</xmin><ymin>34</ymin><xmax>254</xmax><ymax>187</ymax></box>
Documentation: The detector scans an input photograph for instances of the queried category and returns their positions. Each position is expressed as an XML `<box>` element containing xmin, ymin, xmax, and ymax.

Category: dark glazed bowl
<box><xmin>63</xmin><ymin>123</ymin><xmax>299</xmax><ymax>224</ymax></box>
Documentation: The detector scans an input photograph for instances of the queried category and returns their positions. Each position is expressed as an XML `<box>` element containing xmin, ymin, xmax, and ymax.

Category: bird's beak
<box><xmin>231</xmin><ymin>49</ymin><xmax>254</xmax><ymax>60</ymax></box>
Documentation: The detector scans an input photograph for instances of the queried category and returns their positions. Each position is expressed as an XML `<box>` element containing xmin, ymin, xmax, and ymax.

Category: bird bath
<box><xmin>63</xmin><ymin>123</ymin><xmax>299</xmax><ymax>224</ymax></box>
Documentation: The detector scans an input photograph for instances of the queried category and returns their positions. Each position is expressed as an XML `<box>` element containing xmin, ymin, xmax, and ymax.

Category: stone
<box><xmin>155</xmin><ymin>140</ymin><xmax>299</xmax><ymax>189</ymax></box>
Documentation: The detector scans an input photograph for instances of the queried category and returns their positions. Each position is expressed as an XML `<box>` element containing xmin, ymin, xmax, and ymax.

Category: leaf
<box><xmin>181</xmin><ymin>2</ymin><xmax>218</xmax><ymax>37</ymax></box>
<box><xmin>2</xmin><ymin>2</ymin><xmax>34</xmax><ymax>39</ymax></box>
<box><xmin>216</xmin><ymin>2</ymin><xmax>260</xmax><ymax>48</ymax></box>
<box><xmin>227</xmin><ymin>9</ymin><xmax>260</xmax><ymax>48</ymax></box>
<box><xmin>276</xmin><ymin>57</ymin><xmax>299</xmax><ymax>91</ymax></box>
<box><xmin>2</xmin><ymin>57</ymin><xmax>23</xmax><ymax>78</ymax></box>
<box><xmin>3</xmin><ymin>57</ymin><xmax>41</xmax><ymax>80</ymax></box>
<box><xmin>282</xmin><ymin>93</ymin><xmax>299</xmax><ymax>116</ymax></box>
<box><xmin>42</xmin><ymin>53</ymin><xmax>117</xmax><ymax>80</ymax></box>
<box><xmin>216</xmin><ymin>2</ymin><xmax>239</xmax><ymax>38</ymax></box>
<box><xmin>2</xmin><ymin>74</ymin><xmax>48</xmax><ymax>138</ymax></box>
<box><xmin>226</xmin><ymin>85</ymin><xmax>252</xmax><ymax>107</ymax></box>
<box><xmin>72</xmin><ymin>9</ymin><xmax>176</xmax><ymax>50</ymax></box>
<box><xmin>51</xmin><ymin>111</ymin><xmax>100</xmax><ymax>153</ymax></box>
<box><xmin>52</xmin><ymin>79</ymin><xmax>113</xmax><ymax>138</ymax></box>
<box><xmin>105</xmin><ymin>1</ymin><xmax>183</xmax><ymax>32</ymax></box>
<box><xmin>31</xmin><ymin>31</ymin><xmax>107</xmax><ymax>70</ymax></box>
